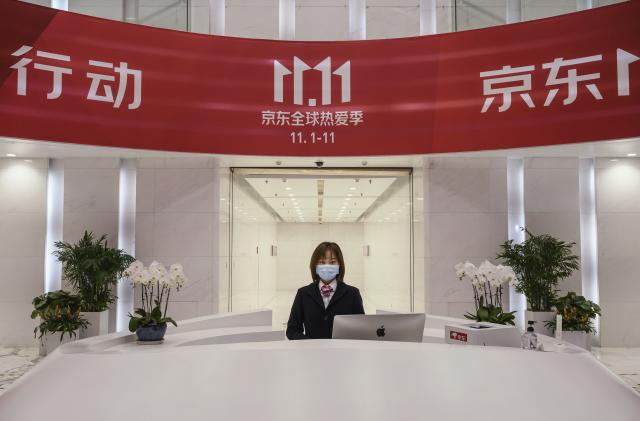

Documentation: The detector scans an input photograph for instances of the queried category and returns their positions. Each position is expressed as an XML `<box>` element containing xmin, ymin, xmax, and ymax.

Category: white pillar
<box><xmin>577</xmin><ymin>0</ymin><xmax>593</xmax><ymax>11</ymax></box>
<box><xmin>505</xmin><ymin>0</ymin><xmax>521</xmax><ymax>24</ymax></box>
<box><xmin>51</xmin><ymin>0</ymin><xmax>68</xmax><ymax>10</ymax></box>
<box><xmin>348</xmin><ymin>0</ymin><xmax>366</xmax><ymax>40</ymax></box>
<box><xmin>579</xmin><ymin>158</ymin><xmax>600</xmax><ymax>344</ymax></box>
<box><xmin>116</xmin><ymin>159</ymin><xmax>137</xmax><ymax>332</ymax></box>
<box><xmin>279</xmin><ymin>0</ymin><xmax>295</xmax><ymax>40</ymax></box>
<box><xmin>209</xmin><ymin>0</ymin><xmax>225</xmax><ymax>35</ymax></box>
<box><xmin>123</xmin><ymin>0</ymin><xmax>139</xmax><ymax>24</ymax></box>
<box><xmin>507</xmin><ymin>158</ymin><xmax>526</xmax><ymax>330</ymax></box>
<box><xmin>420</xmin><ymin>0</ymin><xmax>437</xmax><ymax>36</ymax></box>
<box><xmin>44</xmin><ymin>159</ymin><xmax>64</xmax><ymax>293</ymax></box>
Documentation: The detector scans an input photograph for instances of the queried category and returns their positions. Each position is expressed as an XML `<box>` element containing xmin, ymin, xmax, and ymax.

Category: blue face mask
<box><xmin>316</xmin><ymin>264</ymin><xmax>339</xmax><ymax>282</ymax></box>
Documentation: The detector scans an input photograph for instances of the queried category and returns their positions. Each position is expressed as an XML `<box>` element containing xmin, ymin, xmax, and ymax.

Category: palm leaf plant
<box><xmin>53</xmin><ymin>231</ymin><xmax>135</xmax><ymax>312</ymax></box>
<box><xmin>497</xmin><ymin>228</ymin><xmax>580</xmax><ymax>312</ymax></box>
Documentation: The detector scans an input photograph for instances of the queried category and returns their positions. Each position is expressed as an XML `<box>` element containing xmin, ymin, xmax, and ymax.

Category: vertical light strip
<box><xmin>123</xmin><ymin>0</ymin><xmax>139</xmax><ymax>24</ymax></box>
<box><xmin>579</xmin><ymin>158</ymin><xmax>599</xmax><ymax>344</ymax></box>
<box><xmin>116</xmin><ymin>158</ymin><xmax>137</xmax><ymax>332</ymax></box>
<box><xmin>279</xmin><ymin>0</ymin><xmax>295</xmax><ymax>40</ymax></box>
<box><xmin>419</xmin><ymin>0</ymin><xmax>437</xmax><ymax>36</ymax></box>
<box><xmin>576</xmin><ymin>0</ymin><xmax>593</xmax><ymax>11</ymax></box>
<box><xmin>505</xmin><ymin>0</ymin><xmax>521</xmax><ymax>24</ymax></box>
<box><xmin>51</xmin><ymin>0</ymin><xmax>68</xmax><ymax>11</ymax></box>
<box><xmin>44</xmin><ymin>159</ymin><xmax>64</xmax><ymax>293</ymax></box>
<box><xmin>348</xmin><ymin>0</ymin><xmax>366</xmax><ymax>40</ymax></box>
<box><xmin>507</xmin><ymin>158</ymin><xmax>526</xmax><ymax>330</ymax></box>
<box><xmin>209</xmin><ymin>0</ymin><xmax>225</xmax><ymax>35</ymax></box>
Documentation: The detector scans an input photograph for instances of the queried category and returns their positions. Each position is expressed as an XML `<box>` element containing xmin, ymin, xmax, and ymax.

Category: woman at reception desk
<box><xmin>286</xmin><ymin>242</ymin><xmax>365</xmax><ymax>340</ymax></box>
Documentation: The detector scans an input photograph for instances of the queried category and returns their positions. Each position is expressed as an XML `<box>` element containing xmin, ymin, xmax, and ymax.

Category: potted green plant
<box><xmin>497</xmin><ymin>229</ymin><xmax>579</xmax><ymax>336</ymax></box>
<box><xmin>53</xmin><ymin>231</ymin><xmax>134</xmax><ymax>338</ymax></box>
<box><xmin>124</xmin><ymin>260</ymin><xmax>187</xmax><ymax>343</ymax></box>
<box><xmin>545</xmin><ymin>292</ymin><xmax>601</xmax><ymax>350</ymax></box>
<box><xmin>454</xmin><ymin>260</ymin><xmax>518</xmax><ymax>325</ymax></box>
<box><xmin>31</xmin><ymin>290</ymin><xmax>89</xmax><ymax>355</ymax></box>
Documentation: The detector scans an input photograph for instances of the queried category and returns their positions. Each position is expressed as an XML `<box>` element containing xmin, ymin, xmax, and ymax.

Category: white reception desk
<box><xmin>0</xmin><ymin>310</ymin><xmax>638</xmax><ymax>421</ymax></box>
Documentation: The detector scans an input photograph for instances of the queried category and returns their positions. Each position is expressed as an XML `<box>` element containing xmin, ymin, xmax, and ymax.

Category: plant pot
<box><xmin>39</xmin><ymin>330</ymin><xmax>78</xmax><ymax>356</ymax></box>
<box><xmin>562</xmin><ymin>331</ymin><xmax>591</xmax><ymax>350</ymax></box>
<box><xmin>525</xmin><ymin>311</ymin><xmax>556</xmax><ymax>337</ymax></box>
<box><xmin>135</xmin><ymin>324</ymin><xmax>167</xmax><ymax>342</ymax></box>
<box><xmin>80</xmin><ymin>310</ymin><xmax>109</xmax><ymax>339</ymax></box>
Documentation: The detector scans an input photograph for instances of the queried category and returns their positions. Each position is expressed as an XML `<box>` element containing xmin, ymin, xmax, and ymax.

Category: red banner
<box><xmin>1</xmin><ymin>0</ymin><xmax>639</xmax><ymax>156</ymax></box>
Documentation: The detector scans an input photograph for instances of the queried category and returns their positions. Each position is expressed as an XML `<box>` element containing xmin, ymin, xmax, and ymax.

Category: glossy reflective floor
<box><xmin>0</xmin><ymin>346</ymin><xmax>638</xmax><ymax>396</ymax></box>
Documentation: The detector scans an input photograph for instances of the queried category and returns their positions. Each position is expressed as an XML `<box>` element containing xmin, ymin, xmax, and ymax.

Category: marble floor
<box><xmin>0</xmin><ymin>347</ymin><xmax>41</xmax><ymax>395</ymax></box>
<box><xmin>0</xmin><ymin>346</ymin><xmax>638</xmax><ymax>396</ymax></box>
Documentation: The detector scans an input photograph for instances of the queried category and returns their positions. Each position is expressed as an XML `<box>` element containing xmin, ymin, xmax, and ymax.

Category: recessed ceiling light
<box><xmin>628</xmin><ymin>153</ymin><xmax>637</xmax><ymax>157</ymax></box>
<box><xmin>285</xmin><ymin>187</ymin><xmax>292</xmax><ymax>191</ymax></box>
<box><xmin>610</xmin><ymin>159</ymin><xmax>619</xmax><ymax>162</ymax></box>
<box><xmin>24</xmin><ymin>159</ymin><xmax>32</xmax><ymax>163</ymax></box>
<box><xmin>416</xmin><ymin>197</ymin><xmax>423</xmax><ymax>201</ymax></box>
<box><xmin>6</xmin><ymin>153</ymin><xmax>16</xmax><ymax>157</ymax></box>
<box><xmin>349</xmin><ymin>187</ymin><xmax>356</xmax><ymax>190</ymax></box>
<box><xmin>288</xmin><ymin>193</ymin><xmax>294</xmax><ymax>197</ymax></box>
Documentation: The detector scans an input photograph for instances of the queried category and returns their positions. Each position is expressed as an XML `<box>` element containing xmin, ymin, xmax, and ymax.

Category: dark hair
<box><xmin>309</xmin><ymin>242</ymin><xmax>345</xmax><ymax>283</ymax></box>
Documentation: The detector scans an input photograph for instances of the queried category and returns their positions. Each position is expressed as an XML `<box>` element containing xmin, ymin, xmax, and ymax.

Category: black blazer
<box><xmin>286</xmin><ymin>281</ymin><xmax>365</xmax><ymax>340</ymax></box>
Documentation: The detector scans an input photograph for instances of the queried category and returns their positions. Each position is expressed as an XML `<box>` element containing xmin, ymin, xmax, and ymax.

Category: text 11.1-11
<box><xmin>290</xmin><ymin>132</ymin><xmax>335</xmax><ymax>144</ymax></box>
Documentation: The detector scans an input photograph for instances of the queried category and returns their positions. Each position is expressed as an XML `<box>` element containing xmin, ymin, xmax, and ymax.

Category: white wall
<box><xmin>426</xmin><ymin>157</ymin><xmax>508</xmax><ymax>318</ymax></box>
<box><xmin>523</xmin><ymin>158</ymin><xmax>582</xmax><ymax>296</ymax></box>
<box><xmin>135</xmin><ymin>157</ymin><xmax>223</xmax><ymax>322</ymax></box>
<box><xmin>63</xmin><ymin>158</ymin><xmax>120</xmax><ymax>331</ymax></box>
<box><xmin>21</xmin><ymin>0</ymin><xmax>628</xmax><ymax>39</ymax></box>
<box><xmin>596</xmin><ymin>158</ymin><xmax>640</xmax><ymax>347</ymax></box>
<box><xmin>0</xmin><ymin>159</ymin><xmax>47</xmax><ymax>346</ymax></box>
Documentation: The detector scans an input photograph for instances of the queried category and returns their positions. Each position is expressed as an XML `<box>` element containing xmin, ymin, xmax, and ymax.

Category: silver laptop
<box><xmin>332</xmin><ymin>313</ymin><xmax>426</xmax><ymax>343</ymax></box>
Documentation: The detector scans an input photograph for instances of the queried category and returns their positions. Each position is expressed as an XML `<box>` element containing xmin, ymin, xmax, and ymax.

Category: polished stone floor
<box><xmin>0</xmin><ymin>347</ymin><xmax>41</xmax><ymax>395</ymax></box>
<box><xmin>592</xmin><ymin>347</ymin><xmax>640</xmax><ymax>393</ymax></box>
<box><xmin>0</xmin><ymin>346</ymin><xmax>639</xmax><ymax>395</ymax></box>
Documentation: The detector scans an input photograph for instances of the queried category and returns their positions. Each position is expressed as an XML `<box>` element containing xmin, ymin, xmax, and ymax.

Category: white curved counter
<box><xmin>0</xmin><ymin>310</ymin><xmax>638</xmax><ymax>421</ymax></box>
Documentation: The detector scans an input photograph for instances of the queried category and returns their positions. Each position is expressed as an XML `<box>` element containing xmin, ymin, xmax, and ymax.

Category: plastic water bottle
<box><xmin>521</xmin><ymin>321</ymin><xmax>538</xmax><ymax>350</ymax></box>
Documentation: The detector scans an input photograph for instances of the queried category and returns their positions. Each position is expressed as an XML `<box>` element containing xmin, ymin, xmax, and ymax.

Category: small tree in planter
<box><xmin>454</xmin><ymin>260</ymin><xmax>518</xmax><ymax>325</ymax></box>
<box><xmin>31</xmin><ymin>290</ymin><xmax>89</xmax><ymax>355</ymax></box>
<box><xmin>53</xmin><ymin>231</ymin><xmax>134</xmax><ymax>338</ymax></box>
<box><xmin>545</xmin><ymin>292</ymin><xmax>601</xmax><ymax>350</ymax></box>
<box><xmin>497</xmin><ymin>228</ymin><xmax>580</xmax><ymax>335</ymax></box>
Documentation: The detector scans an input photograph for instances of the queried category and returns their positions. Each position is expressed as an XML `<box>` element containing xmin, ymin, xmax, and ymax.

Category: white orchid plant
<box><xmin>454</xmin><ymin>260</ymin><xmax>517</xmax><ymax>325</ymax></box>
<box><xmin>123</xmin><ymin>261</ymin><xmax>187</xmax><ymax>332</ymax></box>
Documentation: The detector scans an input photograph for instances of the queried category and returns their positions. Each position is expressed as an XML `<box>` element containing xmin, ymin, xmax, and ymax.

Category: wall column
<box><xmin>116</xmin><ymin>159</ymin><xmax>137</xmax><ymax>332</ymax></box>
<box><xmin>348</xmin><ymin>0</ymin><xmax>366</xmax><ymax>40</ymax></box>
<box><xmin>209</xmin><ymin>0</ymin><xmax>225</xmax><ymax>35</ymax></box>
<box><xmin>123</xmin><ymin>0</ymin><xmax>139</xmax><ymax>24</ymax></box>
<box><xmin>51</xmin><ymin>0</ymin><xmax>68</xmax><ymax>10</ymax></box>
<box><xmin>577</xmin><ymin>0</ymin><xmax>593</xmax><ymax>11</ymax></box>
<box><xmin>279</xmin><ymin>0</ymin><xmax>295</xmax><ymax>40</ymax></box>
<box><xmin>505</xmin><ymin>0</ymin><xmax>521</xmax><ymax>24</ymax></box>
<box><xmin>579</xmin><ymin>158</ymin><xmax>600</xmax><ymax>344</ymax></box>
<box><xmin>420</xmin><ymin>0</ymin><xmax>438</xmax><ymax>35</ymax></box>
<box><xmin>44</xmin><ymin>159</ymin><xmax>64</xmax><ymax>293</ymax></box>
<box><xmin>507</xmin><ymin>158</ymin><xmax>526</xmax><ymax>330</ymax></box>
<box><xmin>419</xmin><ymin>0</ymin><xmax>437</xmax><ymax>36</ymax></box>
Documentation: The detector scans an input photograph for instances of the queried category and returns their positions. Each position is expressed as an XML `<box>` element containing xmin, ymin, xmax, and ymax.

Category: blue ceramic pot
<box><xmin>135</xmin><ymin>323</ymin><xmax>167</xmax><ymax>342</ymax></box>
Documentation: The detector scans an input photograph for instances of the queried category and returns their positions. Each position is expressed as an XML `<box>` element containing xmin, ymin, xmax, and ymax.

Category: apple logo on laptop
<box><xmin>376</xmin><ymin>325</ymin><xmax>385</xmax><ymax>338</ymax></box>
